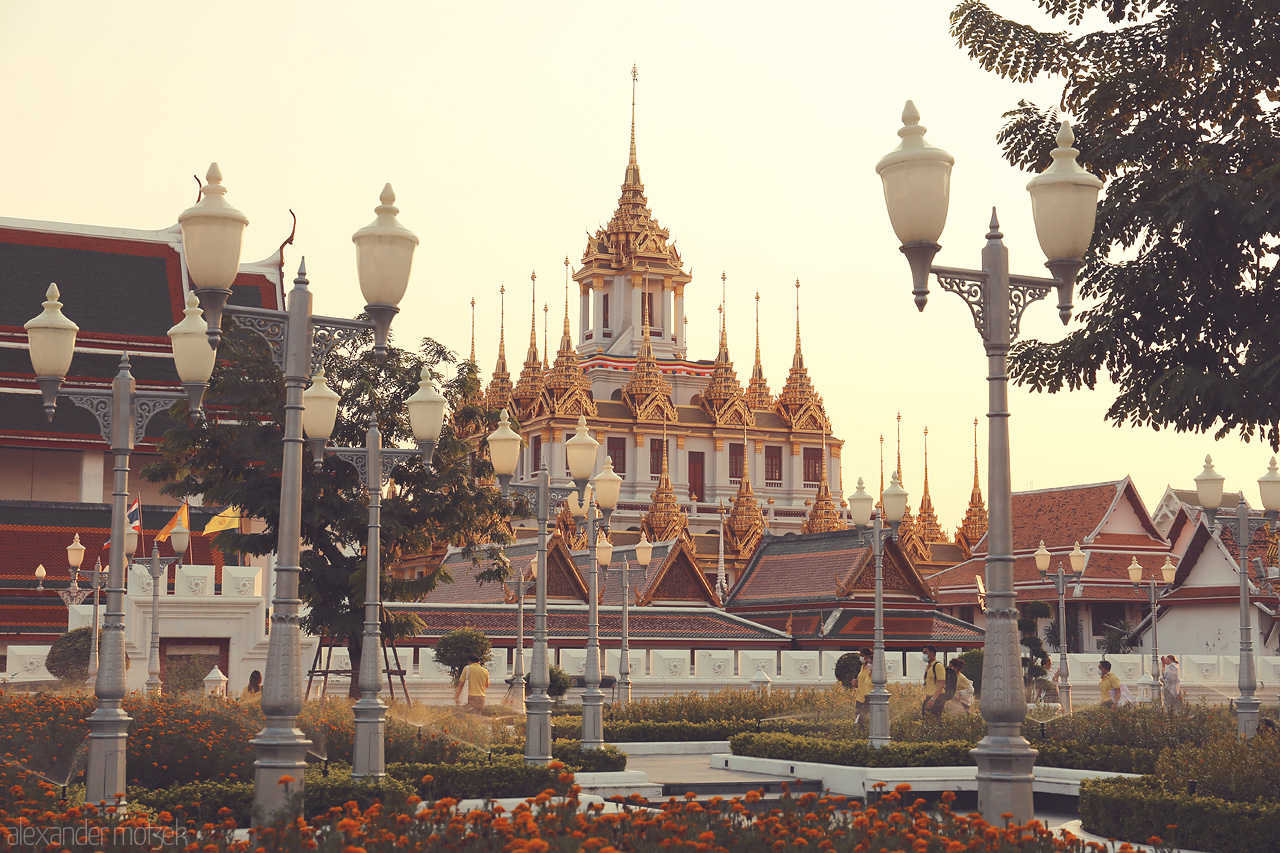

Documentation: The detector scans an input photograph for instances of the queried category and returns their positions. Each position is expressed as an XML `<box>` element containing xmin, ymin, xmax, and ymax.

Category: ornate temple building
<box><xmin>483</xmin><ymin>71</ymin><xmax>845</xmax><ymax>546</ymax></box>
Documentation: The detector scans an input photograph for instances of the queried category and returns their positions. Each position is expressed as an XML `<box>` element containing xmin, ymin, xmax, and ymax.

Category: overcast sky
<box><xmin>3</xmin><ymin>1</ymin><xmax>1271</xmax><ymax>532</ymax></box>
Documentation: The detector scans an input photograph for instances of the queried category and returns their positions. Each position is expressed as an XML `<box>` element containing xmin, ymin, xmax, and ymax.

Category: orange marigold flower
<box><xmin>278</xmin><ymin>775</ymin><xmax>295</xmax><ymax>785</ymax></box>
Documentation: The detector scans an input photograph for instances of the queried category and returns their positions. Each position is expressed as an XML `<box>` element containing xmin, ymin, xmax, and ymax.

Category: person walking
<box><xmin>1161</xmin><ymin>655</ymin><xmax>1181</xmax><ymax>709</ymax></box>
<box><xmin>943</xmin><ymin>659</ymin><xmax>973</xmax><ymax>715</ymax></box>
<box><xmin>1099</xmin><ymin>660</ymin><xmax>1122</xmax><ymax>708</ymax></box>
<box><xmin>921</xmin><ymin>644</ymin><xmax>946</xmax><ymax>716</ymax></box>
<box><xmin>852</xmin><ymin>647</ymin><xmax>873</xmax><ymax>723</ymax></box>
<box><xmin>455</xmin><ymin>654</ymin><xmax>490</xmax><ymax>711</ymax></box>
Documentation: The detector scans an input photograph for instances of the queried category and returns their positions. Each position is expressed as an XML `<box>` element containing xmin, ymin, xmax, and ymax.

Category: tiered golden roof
<box><xmin>916</xmin><ymin>426</ymin><xmax>946</xmax><ymax>544</ymax></box>
<box><xmin>623</xmin><ymin>272</ymin><xmax>677</xmax><ymax>421</ymax></box>
<box><xmin>460</xmin><ymin>297</ymin><xmax>484</xmax><ymax>407</ymax></box>
<box><xmin>641</xmin><ymin>437</ymin><xmax>688</xmax><ymax>542</ymax></box>
<box><xmin>893</xmin><ymin>414</ymin><xmax>930</xmax><ymax>563</ymax></box>
<box><xmin>699</xmin><ymin>273</ymin><xmax>751</xmax><ymax>425</ymax></box>
<box><xmin>957</xmin><ymin>418</ymin><xmax>989</xmax><ymax>547</ymax></box>
<box><xmin>484</xmin><ymin>286</ymin><xmax>514</xmax><ymax>412</ymax></box>
<box><xmin>726</xmin><ymin>454</ymin><xmax>765</xmax><ymax>554</ymax></box>
<box><xmin>745</xmin><ymin>291</ymin><xmax>774</xmax><ymax>412</ymax></box>
<box><xmin>537</xmin><ymin>259</ymin><xmax>597</xmax><ymax>418</ymax></box>
<box><xmin>775</xmin><ymin>280</ymin><xmax>830</xmax><ymax>432</ymax></box>
<box><xmin>510</xmin><ymin>271</ymin><xmax>545</xmax><ymax>419</ymax></box>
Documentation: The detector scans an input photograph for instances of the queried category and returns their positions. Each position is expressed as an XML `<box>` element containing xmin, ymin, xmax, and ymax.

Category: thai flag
<box><xmin>104</xmin><ymin>498</ymin><xmax>142</xmax><ymax>548</ymax></box>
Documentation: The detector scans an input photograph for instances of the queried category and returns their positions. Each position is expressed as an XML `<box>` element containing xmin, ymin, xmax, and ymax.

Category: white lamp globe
<box><xmin>564</xmin><ymin>415</ymin><xmax>600</xmax><ymax>484</ymax></box>
<box><xmin>302</xmin><ymin>369</ymin><xmax>341</xmax><ymax>442</ymax></box>
<box><xmin>1069</xmin><ymin>542</ymin><xmax>1086</xmax><ymax>574</ymax></box>
<box><xmin>1258</xmin><ymin>457</ymin><xmax>1280</xmax><ymax>514</ymax></box>
<box><xmin>592</xmin><ymin>458</ymin><xmax>623</xmax><ymax>511</ymax></box>
<box><xmin>1194</xmin><ymin>455</ymin><xmax>1226</xmax><ymax>511</ymax></box>
<box><xmin>635</xmin><ymin>533</ymin><xmax>653</xmax><ymax>568</ymax></box>
<box><xmin>168</xmin><ymin>293</ymin><xmax>217</xmax><ymax>385</ymax></box>
<box><xmin>178</xmin><ymin>163</ymin><xmax>248</xmax><ymax>292</ymax></box>
<box><xmin>875</xmin><ymin>100</ymin><xmax>954</xmax><ymax>247</ymax></box>
<box><xmin>1026</xmin><ymin>122</ymin><xmax>1104</xmax><ymax>263</ymax></box>
<box><xmin>1127</xmin><ymin>557</ymin><xmax>1143</xmax><ymax>585</ymax></box>
<box><xmin>405</xmin><ymin>367</ymin><xmax>447</xmax><ymax>444</ymax></box>
<box><xmin>67</xmin><ymin>533</ymin><xmax>85</xmax><ymax>570</ymax></box>
<box><xmin>847</xmin><ymin>477</ymin><xmax>874</xmax><ymax>528</ymax></box>
<box><xmin>881</xmin><ymin>471</ymin><xmax>909</xmax><ymax>524</ymax></box>
<box><xmin>25</xmin><ymin>284</ymin><xmax>79</xmax><ymax>380</ymax></box>
<box><xmin>1034</xmin><ymin>540</ymin><xmax>1051</xmax><ymax>573</ymax></box>
<box><xmin>487</xmin><ymin>409</ymin><xmax>522</xmax><ymax>478</ymax></box>
<box><xmin>352</xmin><ymin>184</ymin><xmax>418</xmax><ymax>309</ymax></box>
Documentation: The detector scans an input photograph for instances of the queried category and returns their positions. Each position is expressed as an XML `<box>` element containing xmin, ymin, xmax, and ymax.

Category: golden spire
<box><xmin>562</xmin><ymin>256</ymin><xmax>572</xmax><ymax>347</ymax></box>
<box><xmin>542</xmin><ymin>303</ymin><xmax>549</xmax><ymax>369</ymax></box>
<box><xmin>896</xmin><ymin>412</ymin><xmax>903</xmax><ymax>485</ymax></box>
<box><xmin>878</xmin><ymin>434</ymin><xmax>885</xmax><ymax>508</ymax></box>
<box><xmin>746</xmin><ymin>289</ymin><xmax>773</xmax><ymax>412</ymax></box>
<box><xmin>895</xmin><ymin>413</ymin><xmax>917</xmax><ymax>536</ymax></box>
<box><xmin>917</xmin><ymin>425</ymin><xmax>945</xmax><ymax>544</ymax></box>
<box><xmin>641</xmin><ymin>420</ymin><xmax>687</xmax><ymax>542</ymax></box>
<box><xmin>702</xmin><ymin>271</ymin><xmax>745</xmax><ymax>419</ymax></box>
<box><xmin>484</xmin><ymin>285</ymin><xmax>514</xmax><ymax>412</ymax></box>
<box><xmin>728</xmin><ymin>422</ymin><xmax>764</xmax><ymax>550</ymax></box>
<box><xmin>628</xmin><ymin>64</ymin><xmax>639</xmax><ymax>181</ymax></box>
<box><xmin>543</xmin><ymin>258</ymin><xmax>596</xmax><ymax>416</ymax></box>
<box><xmin>802</xmin><ymin>428</ymin><xmax>844</xmax><ymax>535</ymax></box>
<box><xmin>959</xmin><ymin>417</ymin><xmax>989</xmax><ymax>545</ymax></box>
<box><xmin>461</xmin><ymin>295</ymin><xmax>483</xmax><ymax>407</ymax></box>
<box><xmin>775</xmin><ymin>278</ymin><xmax>827</xmax><ymax>429</ymax></box>
<box><xmin>623</xmin><ymin>262</ymin><xmax>674</xmax><ymax>416</ymax></box>
<box><xmin>469</xmin><ymin>297</ymin><xmax>476</xmax><ymax>364</ymax></box>
<box><xmin>512</xmin><ymin>270</ymin><xmax>546</xmax><ymax>417</ymax></box>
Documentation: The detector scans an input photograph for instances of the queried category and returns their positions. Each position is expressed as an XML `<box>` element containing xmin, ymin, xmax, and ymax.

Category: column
<box><xmin>630</xmin><ymin>273</ymin><xmax>643</xmax><ymax>343</ymax></box>
<box><xmin>633</xmin><ymin>433</ymin><xmax>644</xmax><ymax>492</ymax></box>
<box><xmin>675</xmin><ymin>436</ymin><xmax>687</xmax><ymax>494</ymax></box>
<box><xmin>661</xmin><ymin>277</ymin><xmax>672</xmax><ymax>339</ymax></box>
<box><xmin>674</xmin><ymin>284</ymin><xmax>685</xmax><ymax>350</ymax></box>
<box><xmin>545</xmin><ymin>428</ymin><xmax>559</xmax><ymax>481</ymax></box>
<box><xmin>753</xmin><ymin>439</ymin><xmax>764</xmax><ymax>489</ymax></box>
<box><xmin>579</xmin><ymin>283</ymin><xmax>591</xmax><ymax>345</ymax></box>
<box><xmin>790</xmin><ymin>444</ymin><xmax>803</xmax><ymax>494</ymax></box>
<box><xmin>831</xmin><ymin>446</ymin><xmax>842</xmax><ymax>495</ymax></box>
<box><xmin>592</xmin><ymin>279</ymin><xmax>605</xmax><ymax>340</ymax></box>
<box><xmin>714</xmin><ymin>438</ymin><xmax>729</xmax><ymax>500</ymax></box>
<box><xmin>80</xmin><ymin>449</ymin><xmax>105</xmax><ymax>502</ymax></box>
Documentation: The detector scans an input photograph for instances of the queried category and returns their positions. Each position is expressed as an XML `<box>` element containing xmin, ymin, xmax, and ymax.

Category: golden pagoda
<box><xmin>641</xmin><ymin>436</ymin><xmax>688</xmax><ymax>543</ymax></box>
<box><xmin>916</xmin><ymin>426</ymin><xmax>946</xmax><ymax>544</ymax></box>
<box><xmin>483</xmin><ymin>285</ymin><xmax>514</xmax><ymax>413</ymax></box>
<box><xmin>622</xmin><ymin>270</ymin><xmax>677</xmax><ymax>422</ymax></box>
<box><xmin>510</xmin><ymin>271</ymin><xmax>545</xmax><ymax>419</ymax></box>
<box><xmin>698</xmin><ymin>273</ymin><xmax>751</xmax><ymax>426</ymax></box>
<box><xmin>800</xmin><ymin>438</ymin><xmax>844</xmax><ymax>535</ymax></box>
<box><xmin>536</xmin><ymin>259</ymin><xmax>597</xmax><ymax>419</ymax></box>
<box><xmin>956</xmin><ymin>418</ymin><xmax>989</xmax><ymax>553</ymax></box>
<box><xmin>745</xmin><ymin>291</ymin><xmax>774</xmax><ymax>413</ymax></box>
<box><xmin>774</xmin><ymin>280</ymin><xmax>830</xmax><ymax>433</ymax></box>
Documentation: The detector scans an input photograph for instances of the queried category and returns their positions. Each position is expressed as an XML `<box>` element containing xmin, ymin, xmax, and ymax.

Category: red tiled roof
<box><xmin>933</xmin><ymin>551</ymin><xmax>1187</xmax><ymax>605</ymax></box>
<box><xmin>727</xmin><ymin>529</ymin><xmax>869</xmax><ymax>607</ymax></box>
<box><xmin>831</xmin><ymin>610</ymin><xmax>984</xmax><ymax>645</ymax></box>
<box><xmin>968</xmin><ymin>479</ymin><xmax>1164</xmax><ymax>556</ymax></box>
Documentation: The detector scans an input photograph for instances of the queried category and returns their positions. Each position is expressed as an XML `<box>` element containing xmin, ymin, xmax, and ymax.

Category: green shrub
<box><xmin>1080</xmin><ymin>775</ymin><xmax>1280</xmax><ymax>853</ymax></box>
<box><xmin>1153</xmin><ymin>729</ymin><xmax>1280</xmax><ymax>803</ymax></box>
<box><xmin>1032</xmin><ymin>704</ymin><xmax>1230</xmax><ymax>750</ymax></box>
<box><xmin>605</xmin><ymin>686</ymin><xmax>845</xmax><ymax>724</ymax></box>
<box><xmin>303</xmin><ymin>763</ymin><xmax>414</xmax><ymax>815</ymax></box>
<box><xmin>551</xmin><ymin>740</ymin><xmax>627</xmax><ymax>772</ymax></box>
<box><xmin>128</xmin><ymin>779</ymin><xmax>255</xmax><ymax>826</ymax></box>
<box><xmin>547</xmin><ymin>665</ymin><xmax>571</xmax><ymax>698</ymax></box>
<box><xmin>730</xmin><ymin>732</ymin><xmax>973</xmax><ymax>768</ymax></box>
<box><xmin>387</xmin><ymin>757</ymin><xmax>568</xmax><ymax>800</ymax></box>
<box><xmin>834</xmin><ymin>653</ymin><xmax>861</xmax><ymax>688</ymax></box>
<box><xmin>433</xmin><ymin>628</ymin><xmax>493</xmax><ymax>680</ymax></box>
<box><xmin>45</xmin><ymin>627</ymin><xmax>129</xmax><ymax>686</ymax></box>
<box><xmin>1034</xmin><ymin>743</ymin><xmax>1158</xmax><ymax>774</ymax></box>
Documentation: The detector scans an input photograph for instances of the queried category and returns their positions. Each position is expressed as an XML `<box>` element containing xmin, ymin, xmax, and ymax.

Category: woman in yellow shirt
<box><xmin>853</xmin><ymin>647</ymin><xmax>873</xmax><ymax>723</ymax></box>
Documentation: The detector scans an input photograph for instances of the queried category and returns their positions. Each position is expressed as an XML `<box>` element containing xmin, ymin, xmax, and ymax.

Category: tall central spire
<box><xmin>511</xmin><ymin>270</ymin><xmax>546</xmax><ymax>417</ymax></box>
<box><xmin>627</xmin><ymin>64</ymin><xmax>640</xmax><ymax>185</ymax></box>
<box><xmin>959</xmin><ymin>417</ymin><xmax>989</xmax><ymax>546</ymax></box>
<box><xmin>469</xmin><ymin>298</ymin><xmax>476</xmax><ymax>364</ymax></box>
<box><xmin>746</xmin><ymin>290</ymin><xmax>773</xmax><ymax>412</ymax></box>
<box><xmin>560</xmin><ymin>256</ymin><xmax>573</xmax><ymax>352</ymax></box>
<box><xmin>484</xmin><ymin>284</ymin><xmax>514</xmax><ymax>412</ymax></box>
<box><xmin>792</xmin><ymin>278</ymin><xmax>804</xmax><ymax>369</ymax></box>
<box><xmin>917</xmin><ymin>425</ymin><xmax>945</xmax><ymax>543</ymax></box>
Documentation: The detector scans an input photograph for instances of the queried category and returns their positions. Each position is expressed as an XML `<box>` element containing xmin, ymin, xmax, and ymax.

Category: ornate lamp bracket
<box><xmin>229</xmin><ymin>306</ymin><xmax>371</xmax><ymax>375</ymax></box>
<box><xmin>67</xmin><ymin>391</ymin><xmax>182</xmax><ymax>444</ymax></box>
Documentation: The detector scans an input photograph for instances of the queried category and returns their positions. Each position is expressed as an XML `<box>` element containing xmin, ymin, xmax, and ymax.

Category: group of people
<box><xmin>853</xmin><ymin>644</ymin><xmax>973</xmax><ymax>720</ymax></box>
<box><xmin>1098</xmin><ymin>655</ymin><xmax>1181</xmax><ymax>708</ymax></box>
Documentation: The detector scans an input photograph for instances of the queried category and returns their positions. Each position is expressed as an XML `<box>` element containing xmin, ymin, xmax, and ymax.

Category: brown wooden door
<box><xmin>688</xmin><ymin>451</ymin><xmax>705</xmax><ymax>502</ymax></box>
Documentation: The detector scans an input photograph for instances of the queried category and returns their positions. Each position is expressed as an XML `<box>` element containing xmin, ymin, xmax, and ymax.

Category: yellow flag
<box><xmin>202</xmin><ymin>506</ymin><xmax>241</xmax><ymax>535</ymax></box>
<box><xmin>155</xmin><ymin>503</ymin><xmax>189</xmax><ymax>542</ymax></box>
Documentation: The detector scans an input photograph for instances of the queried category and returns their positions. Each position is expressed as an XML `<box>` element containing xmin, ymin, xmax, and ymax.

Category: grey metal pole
<box><xmin>524</xmin><ymin>461</ymin><xmax>553</xmax><ymax>765</ymax></box>
<box><xmin>85</xmin><ymin>356</ymin><xmax>136</xmax><ymax>805</ymax></box>
<box><xmin>352</xmin><ymin>424</ymin><xmax>387</xmax><ymax>778</ymax></box>
<box><xmin>251</xmin><ymin>270</ymin><xmax>314</xmax><ymax>820</ymax></box>
<box><xmin>581</xmin><ymin>497</ymin><xmax>605</xmax><ymax>748</ymax></box>
<box><xmin>970</xmin><ymin>217</ymin><xmax>1037</xmax><ymax>823</ymax></box>
<box><xmin>1235</xmin><ymin>494</ymin><xmax>1259</xmax><ymax>737</ymax></box>
<box><xmin>1149</xmin><ymin>582</ymin><xmax>1162</xmax><ymax>705</ymax></box>
<box><xmin>619</xmin><ymin>560</ymin><xmax>632</xmax><ymax>708</ymax></box>
<box><xmin>868</xmin><ymin>513</ymin><xmax>890</xmax><ymax>747</ymax></box>
<box><xmin>513</xmin><ymin>578</ymin><xmax>527</xmax><ymax>708</ymax></box>
<box><xmin>146</xmin><ymin>544</ymin><xmax>163</xmax><ymax>694</ymax></box>
<box><xmin>1055</xmin><ymin>571</ymin><xmax>1072</xmax><ymax>714</ymax></box>
<box><xmin>87</xmin><ymin>561</ymin><xmax>102</xmax><ymax>684</ymax></box>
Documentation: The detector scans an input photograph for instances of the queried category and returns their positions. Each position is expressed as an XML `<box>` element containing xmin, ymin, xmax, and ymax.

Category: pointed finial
<box><xmin>901</xmin><ymin>100</ymin><xmax>920</xmax><ymax>126</ymax></box>
<box><xmin>380</xmin><ymin>182</ymin><xmax>396</xmax><ymax>208</ymax></box>
<box><xmin>987</xmin><ymin>207</ymin><xmax>1002</xmax><ymax>240</ymax></box>
<box><xmin>896</xmin><ymin>412</ymin><xmax>903</xmax><ymax>483</ymax></box>
<box><xmin>923</xmin><ymin>425</ymin><xmax>931</xmax><ymax>494</ymax></box>
<box><xmin>1056</xmin><ymin>120</ymin><xmax>1074</xmax><ymax>150</ymax></box>
<box><xmin>528</xmin><ymin>270</ymin><xmax>539</xmax><ymax>357</ymax></box>
<box><xmin>469</xmin><ymin>297</ymin><xmax>477</xmax><ymax>363</ymax></box>
<box><xmin>543</xmin><ymin>302</ymin><xmax>550</xmax><ymax>368</ymax></box>
<box><xmin>794</xmin><ymin>279</ymin><xmax>803</xmax><ymax>357</ymax></box>
<box><xmin>629</xmin><ymin>64</ymin><xmax>639</xmax><ymax>168</ymax></box>
<box><xmin>973</xmin><ymin>417</ymin><xmax>981</xmax><ymax>487</ymax></box>
<box><xmin>296</xmin><ymin>257</ymin><xmax>308</xmax><ymax>283</ymax></box>
<box><xmin>562</xmin><ymin>257</ymin><xmax>571</xmax><ymax>339</ymax></box>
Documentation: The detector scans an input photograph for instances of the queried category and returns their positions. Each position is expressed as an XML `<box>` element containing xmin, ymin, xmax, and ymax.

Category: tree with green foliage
<box><xmin>144</xmin><ymin>321</ymin><xmax>519</xmax><ymax>697</ymax></box>
<box><xmin>1018</xmin><ymin>600</ymin><xmax>1053</xmax><ymax>682</ymax></box>
<box><xmin>433</xmin><ymin>627</ymin><xmax>494</xmax><ymax>681</ymax></box>
<box><xmin>834</xmin><ymin>652</ymin><xmax>863</xmax><ymax>688</ymax></box>
<box><xmin>952</xmin><ymin>1</ymin><xmax>1280</xmax><ymax>446</ymax></box>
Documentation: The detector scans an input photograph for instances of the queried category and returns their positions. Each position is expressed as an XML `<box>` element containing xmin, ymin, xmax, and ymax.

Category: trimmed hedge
<box><xmin>128</xmin><ymin>779</ymin><xmax>255</xmax><ymax>826</ymax></box>
<box><xmin>555</xmin><ymin>716</ymin><xmax>818</xmax><ymax>742</ymax></box>
<box><xmin>1080</xmin><ymin>775</ymin><xmax>1280</xmax><ymax>853</ymax></box>
<box><xmin>387</xmin><ymin>757</ymin><xmax>569</xmax><ymax>801</ymax></box>
<box><xmin>550</xmin><ymin>739</ymin><xmax>627</xmax><ymax>772</ymax></box>
<box><xmin>730</xmin><ymin>733</ymin><xmax>973</xmax><ymax>768</ymax></box>
<box><xmin>731</xmin><ymin>732</ymin><xmax>1158</xmax><ymax>774</ymax></box>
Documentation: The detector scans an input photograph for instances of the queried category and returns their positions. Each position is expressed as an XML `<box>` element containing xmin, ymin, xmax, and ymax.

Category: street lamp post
<box><xmin>1034</xmin><ymin>541</ymin><xmax>1085</xmax><ymax>713</ymax></box>
<box><xmin>1192</xmin><ymin>455</ymin><xmax>1280</xmax><ymax>738</ymax></box>
<box><xmin>566</xmin><ymin>423</ymin><xmax>623</xmax><ymax>749</ymax></box>
<box><xmin>145</xmin><ymin>525</ymin><xmax>190</xmax><ymax>694</ymax></box>
<box><xmin>487</xmin><ymin>409</ymin><xmax>582</xmax><ymax>764</ymax></box>
<box><xmin>612</xmin><ymin>535</ymin><xmax>653</xmax><ymax>708</ymax></box>
<box><xmin>877</xmin><ymin>101</ymin><xmax>1103</xmax><ymax>822</ymax></box>
<box><xmin>848</xmin><ymin>474</ymin><xmax>908</xmax><ymax>747</ymax></box>
<box><xmin>179</xmin><ymin>166</ymin><xmax>418</xmax><ymax>818</ymax></box>
<box><xmin>25</xmin><ymin>287</ymin><xmax>192</xmax><ymax>804</ymax></box>
<box><xmin>35</xmin><ymin>535</ymin><xmax>106</xmax><ymax>683</ymax></box>
<box><xmin>1126</xmin><ymin>556</ymin><xmax>1176</xmax><ymax>705</ymax></box>
<box><xmin>508</xmin><ymin>561</ymin><xmax>538</xmax><ymax>709</ymax></box>
<box><xmin>304</xmin><ymin>367</ymin><xmax>445</xmax><ymax>778</ymax></box>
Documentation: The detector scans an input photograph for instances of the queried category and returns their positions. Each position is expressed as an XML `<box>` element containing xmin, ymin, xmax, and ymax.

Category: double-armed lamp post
<box><xmin>611</xmin><ymin>535</ymin><xmax>653</xmax><ymax>708</ymax></box>
<box><xmin>1125</xmin><ymin>555</ymin><xmax>1177</xmax><ymax>704</ymax></box>
<box><xmin>177</xmin><ymin>164</ymin><xmax>420</xmax><ymax>818</ymax></box>
<box><xmin>145</xmin><ymin>525</ymin><xmax>190</xmax><ymax>694</ymax></box>
<box><xmin>1192</xmin><ymin>455</ymin><xmax>1280</xmax><ymax>738</ymax></box>
<box><xmin>876</xmin><ymin>100</ymin><xmax>1103</xmax><ymax>822</ymax></box>
<box><xmin>35</xmin><ymin>534</ymin><xmax>106</xmax><ymax>684</ymax></box>
<box><xmin>486</xmin><ymin>411</ymin><xmax>601</xmax><ymax>762</ymax></box>
<box><xmin>1033</xmin><ymin>541</ymin><xmax>1085</xmax><ymax>713</ymax></box>
<box><xmin>847</xmin><ymin>474</ymin><xmax>908</xmax><ymax>748</ymax></box>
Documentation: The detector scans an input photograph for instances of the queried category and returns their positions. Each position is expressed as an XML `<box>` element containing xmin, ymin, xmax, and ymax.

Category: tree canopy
<box><xmin>952</xmin><ymin>1</ymin><xmax>1280</xmax><ymax>447</ymax></box>
<box><xmin>144</xmin><ymin>321</ymin><xmax>518</xmax><ymax>690</ymax></box>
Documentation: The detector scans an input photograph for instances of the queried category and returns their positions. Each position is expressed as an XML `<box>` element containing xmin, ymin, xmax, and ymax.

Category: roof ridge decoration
<box><xmin>727</xmin><ymin>422</ymin><xmax>766</xmax><ymax>558</ymax></box>
<box><xmin>636</xmin><ymin>530</ymin><xmax>723</xmax><ymax>608</ymax></box>
<box><xmin>917</xmin><ymin>425</ymin><xmax>946</xmax><ymax>544</ymax></box>
<box><xmin>511</xmin><ymin>270</ymin><xmax>545</xmax><ymax>419</ymax></box>
<box><xmin>957</xmin><ymin>417</ymin><xmax>989</xmax><ymax>550</ymax></box>
<box><xmin>623</xmin><ymin>263</ymin><xmax>677</xmax><ymax>421</ymax></box>
<box><xmin>484</xmin><ymin>285</ymin><xmax>514</xmax><ymax>412</ymax></box>
<box><xmin>699</xmin><ymin>271</ymin><xmax>752</xmax><ymax>426</ymax></box>
<box><xmin>536</xmin><ymin>257</ymin><xmax>597</xmax><ymax>419</ymax></box>
<box><xmin>842</xmin><ymin>537</ymin><xmax>934</xmax><ymax>601</ymax></box>
<box><xmin>745</xmin><ymin>290</ymin><xmax>774</xmax><ymax>412</ymax></box>
<box><xmin>774</xmin><ymin>279</ymin><xmax>830</xmax><ymax>432</ymax></box>
<box><xmin>801</xmin><ymin>429</ymin><xmax>844</xmax><ymax>535</ymax></box>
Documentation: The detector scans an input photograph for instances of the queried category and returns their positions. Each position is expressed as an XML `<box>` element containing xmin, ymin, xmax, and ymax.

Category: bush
<box><xmin>834</xmin><ymin>653</ymin><xmax>862</xmax><ymax>688</ymax></box>
<box><xmin>1153</xmin><ymin>729</ymin><xmax>1280</xmax><ymax>803</ymax></box>
<box><xmin>1080</xmin><ymin>775</ymin><xmax>1280</xmax><ymax>853</ymax></box>
<box><xmin>1033</xmin><ymin>704</ymin><xmax>1230</xmax><ymax>750</ymax></box>
<box><xmin>303</xmin><ymin>762</ymin><xmax>414</xmax><ymax>815</ymax></box>
<box><xmin>45</xmin><ymin>627</ymin><xmax>129</xmax><ymax>686</ymax></box>
<box><xmin>387</xmin><ymin>757</ymin><xmax>569</xmax><ymax>800</ymax></box>
<box><xmin>550</xmin><ymin>739</ymin><xmax>627</xmax><ymax>772</ymax></box>
<box><xmin>128</xmin><ymin>779</ymin><xmax>255</xmax><ymax>826</ymax></box>
<box><xmin>433</xmin><ymin>628</ymin><xmax>493</xmax><ymax>681</ymax></box>
<box><xmin>730</xmin><ymin>732</ymin><xmax>974</xmax><ymax>768</ymax></box>
<box><xmin>547</xmin><ymin>665</ymin><xmax>571</xmax><ymax>698</ymax></box>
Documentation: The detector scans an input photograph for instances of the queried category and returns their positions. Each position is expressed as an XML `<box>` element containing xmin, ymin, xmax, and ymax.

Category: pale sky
<box><xmin>3</xmin><ymin>1</ymin><xmax>1272</xmax><ymax>532</ymax></box>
